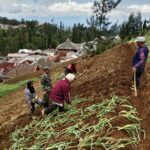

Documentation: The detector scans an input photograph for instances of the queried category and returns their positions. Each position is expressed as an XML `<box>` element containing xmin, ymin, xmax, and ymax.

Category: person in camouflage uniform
<box><xmin>41</xmin><ymin>66</ymin><xmax>52</xmax><ymax>108</ymax></box>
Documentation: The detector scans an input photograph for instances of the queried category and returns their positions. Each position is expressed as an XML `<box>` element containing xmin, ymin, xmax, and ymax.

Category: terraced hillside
<box><xmin>1</xmin><ymin>43</ymin><xmax>150</xmax><ymax>150</ymax></box>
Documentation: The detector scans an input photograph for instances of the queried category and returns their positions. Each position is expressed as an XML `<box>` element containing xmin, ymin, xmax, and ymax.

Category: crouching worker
<box><xmin>42</xmin><ymin>73</ymin><xmax>76</xmax><ymax>115</ymax></box>
<box><xmin>25</xmin><ymin>80</ymin><xmax>43</xmax><ymax>115</ymax></box>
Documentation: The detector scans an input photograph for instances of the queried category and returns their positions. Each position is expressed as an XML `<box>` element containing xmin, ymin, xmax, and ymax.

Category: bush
<box><xmin>84</xmin><ymin>37</ymin><xmax>121</xmax><ymax>55</ymax></box>
<box><xmin>96</xmin><ymin>38</ymin><xmax>118</xmax><ymax>54</ymax></box>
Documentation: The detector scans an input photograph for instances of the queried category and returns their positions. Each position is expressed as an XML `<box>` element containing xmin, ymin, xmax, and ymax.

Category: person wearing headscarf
<box><xmin>25</xmin><ymin>80</ymin><xmax>43</xmax><ymax>115</ymax></box>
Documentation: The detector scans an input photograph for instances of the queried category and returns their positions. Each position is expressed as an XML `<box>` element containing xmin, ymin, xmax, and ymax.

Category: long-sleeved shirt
<box><xmin>41</xmin><ymin>73</ymin><xmax>52</xmax><ymax>92</ymax></box>
<box><xmin>25</xmin><ymin>88</ymin><xmax>36</xmax><ymax>101</ymax></box>
<box><xmin>132</xmin><ymin>46</ymin><xmax>149</xmax><ymax>70</ymax></box>
<box><xmin>49</xmin><ymin>78</ymin><xmax>71</xmax><ymax>105</ymax></box>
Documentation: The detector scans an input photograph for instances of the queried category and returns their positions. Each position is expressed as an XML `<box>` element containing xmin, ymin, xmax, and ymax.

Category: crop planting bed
<box><xmin>10</xmin><ymin>96</ymin><xmax>144</xmax><ymax>150</ymax></box>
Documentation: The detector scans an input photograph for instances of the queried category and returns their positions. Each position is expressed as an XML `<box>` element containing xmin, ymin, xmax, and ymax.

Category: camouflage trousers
<box><xmin>43</xmin><ymin>91</ymin><xmax>51</xmax><ymax>108</ymax></box>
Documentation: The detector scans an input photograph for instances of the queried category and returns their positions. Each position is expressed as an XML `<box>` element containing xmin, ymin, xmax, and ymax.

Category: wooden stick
<box><xmin>134</xmin><ymin>70</ymin><xmax>138</xmax><ymax>97</ymax></box>
<box><xmin>77</xmin><ymin>69</ymin><xmax>88</xmax><ymax>78</ymax></box>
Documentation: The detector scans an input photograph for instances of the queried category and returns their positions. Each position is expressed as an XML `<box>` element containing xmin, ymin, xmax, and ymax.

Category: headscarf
<box><xmin>65</xmin><ymin>73</ymin><xmax>76</xmax><ymax>82</ymax></box>
<box><xmin>27</xmin><ymin>80</ymin><xmax>35</xmax><ymax>93</ymax></box>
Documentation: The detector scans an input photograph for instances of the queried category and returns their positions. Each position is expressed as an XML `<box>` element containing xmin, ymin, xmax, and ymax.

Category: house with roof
<box><xmin>0</xmin><ymin>57</ymin><xmax>6</xmax><ymax>64</ymax></box>
<box><xmin>7</xmin><ymin>53</ymin><xmax>29</xmax><ymax>60</ymax></box>
<box><xmin>0</xmin><ymin>24</ymin><xmax>26</xmax><ymax>30</ymax></box>
<box><xmin>14</xmin><ymin>55</ymin><xmax>48</xmax><ymax>65</ymax></box>
<box><xmin>56</xmin><ymin>38</ymin><xmax>90</xmax><ymax>62</ymax></box>
<box><xmin>5</xmin><ymin>58</ymin><xmax>56</xmax><ymax>79</ymax></box>
<box><xmin>18</xmin><ymin>49</ymin><xmax>33</xmax><ymax>54</ymax></box>
<box><xmin>7</xmin><ymin>58</ymin><xmax>19</xmax><ymax>64</ymax></box>
<box><xmin>32</xmin><ymin>49</ymin><xmax>43</xmax><ymax>55</ymax></box>
<box><xmin>6</xmin><ymin>62</ymin><xmax>38</xmax><ymax>79</ymax></box>
<box><xmin>32</xmin><ymin>58</ymin><xmax>56</xmax><ymax>69</ymax></box>
<box><xmin>43</xmin><ymin>49</ymin><xmax>57</xmax><ymax>57</ymax></box>
<box><xmin>56</xmin><ymin>38</ymin><xmax>78</xmax><ymax>56</ymax></box>
<box><xmin>0</xmin><ymin>62</ymin><xmax>14</xmax><ymax>76</ymax></box>
<box><xmin>0</xmin><ymin>62</ymin><xmax>14</xmax><ymax>81</ymax></box>
<box><xmin>0</xmin><ymin>24</ymin><xmax>9</xmax><ymax>30</ymax></box>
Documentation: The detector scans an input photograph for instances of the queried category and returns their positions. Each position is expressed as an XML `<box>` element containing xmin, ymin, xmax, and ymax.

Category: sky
<box><xmin>0</xmin><ymin>0</ymin><xmax>150</xmax><ymax>26</ymax></box>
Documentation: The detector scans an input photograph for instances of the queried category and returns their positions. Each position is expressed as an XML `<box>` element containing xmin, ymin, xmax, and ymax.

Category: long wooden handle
<box><xmin>77</xmin><ymin>69</ymin><xmax>88</xmax><ymax>78</ymax></box>
<box><xmin>134</xmin><ymin>71</ymin><xmax>138</xmax><ymax>97</ymax></box>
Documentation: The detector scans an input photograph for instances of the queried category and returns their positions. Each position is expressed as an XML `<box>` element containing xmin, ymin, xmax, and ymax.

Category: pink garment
<box><xmin>49</xmin><ymin>78</ymin><xmax>71</xmax><ymax>105</ymax></box>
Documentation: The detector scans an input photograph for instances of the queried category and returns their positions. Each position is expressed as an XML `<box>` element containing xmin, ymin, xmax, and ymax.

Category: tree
<box><xmin>108</xmin><ymin>23</ymin><xmax>119</xmax><ymax>36</ymax></box>
<box><xmin>86</xmin><ymin>0</ymin><xmax>122</xmax><ymax>55</ymax></box>
<box><xmin>119</xmin><ymin>12</ymin><xmax>143</xmax><ymax>40</ymax></box>
<box><xmin>88</xmin><ymin>0</ymin><xmax>121</xmax><ymax>31</ymax></box>
<box><xmin>72</xmin><ymin>23</ymin><xmax>86</xmax><ymax>43</ymax></box>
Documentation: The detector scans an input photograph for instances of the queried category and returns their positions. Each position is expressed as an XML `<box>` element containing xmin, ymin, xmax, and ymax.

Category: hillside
<box><xmin>0</xmin><ymin>42</ymin><xmax>150</xmax><ymax>149</ymax></box>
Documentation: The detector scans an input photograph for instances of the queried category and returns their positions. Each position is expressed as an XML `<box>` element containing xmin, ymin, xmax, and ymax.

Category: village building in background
<box><xmin>43</xmin><ymin>49</ymin><xmax>57</xmax><ymax>57</ymax></box>
<box><xmin>0</xmin><ymin>24</ymin><xmax>26</xmax><ymax>30</ymax></box>
<box><xmin>57</xmin><ymin>38</ymin><xmax>78</xmax><ymax>56</ymax></box>
<box><xmin>0</xmin><ymin>56</ymin><xmax>6</xmax><ymax>64</ymax></box>
<box><xmin>0</xmin><ymin>38</ymin><xmax>98</xmax><ymax>82</ymax></box>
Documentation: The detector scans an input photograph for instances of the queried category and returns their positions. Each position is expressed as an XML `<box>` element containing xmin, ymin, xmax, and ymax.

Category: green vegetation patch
<box><xmin>10</xmin><ymin>96</ymin><xmax>144</xmax><ymax>150</ymax></box>
<box><xmin>0</xmin><ymin>79</ymin><xmax>37</xmax><ymax>99</ymax></box>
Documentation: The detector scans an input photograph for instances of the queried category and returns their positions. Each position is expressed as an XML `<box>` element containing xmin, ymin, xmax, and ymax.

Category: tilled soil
<box><xmin>0</xmin><ymin>42</ymin><xmax>150</xmax><ymax>150</ymax></box>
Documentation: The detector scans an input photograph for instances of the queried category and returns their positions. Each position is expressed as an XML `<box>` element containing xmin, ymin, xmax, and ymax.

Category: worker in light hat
<box><xmin>131</xmin><ymin>36</ymin><xmax>149</xmax><ymax>90</ymax></box>
<box><xmin>42</xmin><ymin>73</ymin><xmax>76</xmax><ymax>115</ymax></box>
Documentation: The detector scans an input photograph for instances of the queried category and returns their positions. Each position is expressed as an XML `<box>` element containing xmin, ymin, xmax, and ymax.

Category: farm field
<box><xmin>1</xmin><ymin>42</ymin><xmax>150</xmax><ymax>150</ymax></box>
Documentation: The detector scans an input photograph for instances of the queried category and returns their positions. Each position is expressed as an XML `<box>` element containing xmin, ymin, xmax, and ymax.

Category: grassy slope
<box><xmin>0</xmin><ymin>79</ymin><xmax>37</xmax><ymax>99</ymax></box>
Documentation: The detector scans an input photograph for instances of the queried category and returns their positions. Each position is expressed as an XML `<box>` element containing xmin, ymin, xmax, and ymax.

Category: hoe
<box><xmin>134</xmin><ymin>71</ymin><xmax>138</xmax><ymax>97</ymax></box>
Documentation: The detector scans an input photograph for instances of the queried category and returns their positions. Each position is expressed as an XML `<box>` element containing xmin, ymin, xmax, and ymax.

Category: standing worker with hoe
<box><xmin>41</xmin><ymin>66</ymin><xmax>52</xmax><ymax>108</ymax></box>
<box><xmin>131</xmin><ymin>36</ymin><xmax>149</xmax><ymax>96</ymax></box>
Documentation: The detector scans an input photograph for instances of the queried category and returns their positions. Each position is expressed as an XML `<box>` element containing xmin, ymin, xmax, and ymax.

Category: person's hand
<box><xmin>133</xmin><ymin>67</ymin><xmax>136</xmax><ymax>73</ymax></box>
<box><xmin>32</xmin><ymin>98</ymin><xmax>36</xmax><ymax>103</ymax></box>
<box><xmin>43</xmin><ymin>91</ymin><xmax>47</xmax><ymax>94</ymax></box>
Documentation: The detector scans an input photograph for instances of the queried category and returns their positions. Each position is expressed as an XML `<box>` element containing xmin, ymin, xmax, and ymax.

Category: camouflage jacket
<box><xmin>41</xmin><ymin>73</ymin><xmax>52</xmax><ymax>92</ymax></box>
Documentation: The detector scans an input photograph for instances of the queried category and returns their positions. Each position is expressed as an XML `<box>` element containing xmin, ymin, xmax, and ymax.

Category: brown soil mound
<box><xmin>72</xmin><ymin>43</ymin><xmax>135</xmax><ymax>99</ymax></box>
<box><xmin>0</xmin><ymin>42</ymin><xmax>150</xmax><ymax>150</ymax></box>
<box><xmin>72</xmin><ymin>43</ymin><xmax>150</xmax><ymax>150</ymax></box>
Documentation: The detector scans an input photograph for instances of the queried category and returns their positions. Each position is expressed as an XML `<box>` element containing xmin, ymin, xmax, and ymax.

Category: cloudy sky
<box><xmin>0</xmin><ymin>0</ymin><xmax>150</xmax><ymax>26</ymax></box>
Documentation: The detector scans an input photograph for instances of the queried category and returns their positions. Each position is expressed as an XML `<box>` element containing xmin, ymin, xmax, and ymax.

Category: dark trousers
<box><xmin>26</xmin><ymin>99</ymin><xmax>46</xmax><ymax>114</ymax></box>
<box><xmin>26</xmin><ymin>100</ymin><xmax>35</xmax><ymax>114</ymax></box>
<box><xmin>31</xmin><ymin>103</ymin><xmax>35</xmax><ymax>114</ymax></box>
<box><xmin>43</xmin><ymin>92</ymin><xmax>50</xmax><ymax>108</ymax></box>
<box><xmin>133</xmin><ymin>70</ymin><xmax>144</xmax><ymax>89</ymax></box>
<box><xmin>44</xmin><ymin>104</ymin><xmax>64</xmax><ymax>115</ymax></box>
